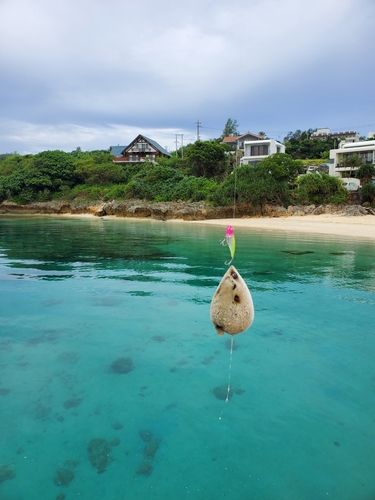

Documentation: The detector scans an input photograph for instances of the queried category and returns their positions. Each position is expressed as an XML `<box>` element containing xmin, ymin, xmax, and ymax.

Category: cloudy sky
<box><xmin>1</xmin><ymin>0</ymin><xmax>374</xmax><ymax>154</ymax></box>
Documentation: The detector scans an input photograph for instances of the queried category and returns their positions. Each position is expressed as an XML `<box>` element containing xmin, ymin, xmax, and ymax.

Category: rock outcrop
<box><xmin>0</xmin><ymin>199</ymin><xmax>371</xmax><ymax>219</ymax></box>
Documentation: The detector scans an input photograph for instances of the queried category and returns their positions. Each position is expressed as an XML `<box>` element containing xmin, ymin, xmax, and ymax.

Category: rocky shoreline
<box><xmin>0</xmin><ymin>199</ymin><xmax>371</xmax><ymax>220</ymax></box>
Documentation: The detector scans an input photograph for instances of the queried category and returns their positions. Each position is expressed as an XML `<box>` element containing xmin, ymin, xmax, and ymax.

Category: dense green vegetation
<box><xmin>3</xmin><ymin>124</ymin><xmax>374</xmax><ymax>208</ymax></box>
<box><xmin>0</xmin><ymin>143</ymin><xmax>353</xmax><ymax>208</ymax></box>
<box><xmin>283</xmin><ymin>129</ymin><xmax>337</xmax><ymax>159</ymax></box>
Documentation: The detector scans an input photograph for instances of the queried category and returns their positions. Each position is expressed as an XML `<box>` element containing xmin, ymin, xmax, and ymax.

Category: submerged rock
<box><xmin>213</xmin><ymin>384</ymin><xmax>232</xmax><ymax>401</ymax></box>
<box><xmin>63</xmin><ymin>398</ymin><xmax>83</xmax><ymax>409</ymax></box>
<box><xmin>151</xmin><ymin>335</ymin><xmax>165</xmax><ymax>342</ymax></box>
<box><xmin>110</xmin><ymin>357</ymin><xmax>134</xmax><ymax>374</ymax></box>
<box><xmin>136</xmin><ymin>460</ymin><xmax>153</xmax><ymax>476</ymax></box>
<box><xmin>53</xmin><ymin>459</ymin><xmax>78</xmax><ymax>486</ymax></box>
<box><xmin>53</xmin><ymin>468</ymin><xmax>75</xmax><ymax>486</ymax></box>
<box><xmin>87</xmin><ymin>438</ymin><xmax>113</xmax><ymax>473</ymax></box>
<box><xmin>0</xmin><ymin>465</ymin><xmax>15</xmax><ymax>483</ymax></box>
<box><xmin>144</xmin><ymin>437</ymin><xmax>160</xmax><ymax>459</ymax></box>
<box><xmin>112</xmin><ymin>421</ymin><xmax>124</xmax><ymax>430</ymax></box>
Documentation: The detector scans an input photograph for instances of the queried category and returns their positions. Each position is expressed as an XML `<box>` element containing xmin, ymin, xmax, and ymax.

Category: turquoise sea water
<box><xmin>0</xmin><ymin>215</ymin><xmax>375</xmax><ymax>500</ymax></box>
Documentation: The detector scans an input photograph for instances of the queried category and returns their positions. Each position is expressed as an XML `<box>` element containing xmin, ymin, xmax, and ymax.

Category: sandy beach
<box><xmin>56</xmin><ymin>211</ymin><xmax>375</xmax><ymax>241</ymax></box>
<box><xmin>188</xmin><ymin>214</ymin><xmax>375</xmax><ymax>241</ymax></box>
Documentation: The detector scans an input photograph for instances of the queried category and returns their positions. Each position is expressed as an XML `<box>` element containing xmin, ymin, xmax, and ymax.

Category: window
<box><xmin>251</xmin><ymin>144</ymin><xmax>269</xmax><ymax>156</ymax></box>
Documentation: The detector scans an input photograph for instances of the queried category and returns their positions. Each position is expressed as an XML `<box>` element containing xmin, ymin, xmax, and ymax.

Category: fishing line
<box><xmin>219</xmin><ymin>335</ymin><xmax>234</xmax><ymax>420</ymax></box>
<box><xmin>218</xmin><ymin>154</ymin><xmax>240</xmax><ymax>418</ymax></box>
<box><xmin>233</xmin><ymin>160</ymin><xmax>237</xmax><ymax>219</ymax></box>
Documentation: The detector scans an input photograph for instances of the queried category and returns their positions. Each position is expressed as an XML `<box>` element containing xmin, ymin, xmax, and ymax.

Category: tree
<box><xmin>293</xmin><ymin>173</ymin><xmax>348</xmax><ymax>205</ymax></box>
<box><xmin>361</xmin><ymin>182</ymin><xmax>375</xmax><ymax>204</ymax></box>
<box><xmin>32</xmin><ymin>150</ymin><xmax>75</xmax><ymax>191</ymax></box>
<box><xmin>222</xmin><ymin>118</ymin><xmax>239</xmax><ymax>137</ymax></box>
<box><xmin>74</xmin><ymin>158</ymin><xmax>125</xmax><ymax>185</ymax></box>
<box><xmin>257</xmin><ymin>153</ymin><xmax>304</xmax><ymax>183</ymax></box>
<box><xmin>355</xmin><ymin>163</ymin><xmax>375</xmax><ymax>185</ymax></box>
<box><xmin>0</xmin><ymin>150</ymin><xmax>75</xmax><ymax>203</ymax></box>
<box><xmin>284</xmin><ymin>129</ymin><xmax>337</xmax><ymax>160</ymax></box>
<box><xmin>212</xmin><ymin>162</ymin><xmax>290</xmax><ymax>208</ymax></box>
<box><xmin>342</xmin><ymin>153</ymin><xmax>363</xmax><ymax>178</ymax></box>
<box><xmin>184</xmin><ymin>141</ymin><xmax>227</xmax><ymax>178</ymax></box>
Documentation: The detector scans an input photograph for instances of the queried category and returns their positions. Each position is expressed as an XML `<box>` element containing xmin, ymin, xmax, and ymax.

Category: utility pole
<box><xmin>196</xmin><ymin>120</ymin><xmax>201</xmax><ymax>141</ymax></box>
<box><xmin>174</xmin><ymin>134</ymin><xmax>184</xmax><ymax>157</ymax></box>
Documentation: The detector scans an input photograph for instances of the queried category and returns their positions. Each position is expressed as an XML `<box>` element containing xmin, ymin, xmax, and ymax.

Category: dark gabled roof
<box><xmin>110</xmin><ymin>145</ymin><xmax>127</xmax><ymax>156</ymax></box>
<box><xmin>142</xmin><ymin>135</ymin><xmax>171</xmax><ymax>156</ymax></box>
<box><xmin>123</xmin><ymin>134</ymin><xmax>171</xmax><ymax>157</ymax></box>
<box><xmin>111</xmin><ymin>135</ymin><xmax>171</xmax><ymax>158</ymax></box>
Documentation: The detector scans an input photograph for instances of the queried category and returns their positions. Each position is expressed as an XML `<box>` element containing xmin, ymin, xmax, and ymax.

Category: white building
<box><xmin>329</xmin><ymin>140</ymin><xmax>375</xmax><ymax>178</ymax></box>
<box><xmin>241</xmin><ymin>139</ymin><xmax>285</xmax><ymax>166</ymax></box>
<box><xmin>311</xmin><ymin>128</ymin><xmax>359</xmax><ymax>142</ymax></box>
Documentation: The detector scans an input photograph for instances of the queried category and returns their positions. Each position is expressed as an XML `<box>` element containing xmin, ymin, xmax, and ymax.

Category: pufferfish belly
<box><xmin>210</xmin><ymin>265</ymin><xmax>254</xmax><ymax>336</ymax></box>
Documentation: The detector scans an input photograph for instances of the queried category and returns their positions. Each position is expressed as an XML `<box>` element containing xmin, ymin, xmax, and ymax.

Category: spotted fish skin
<box><xmin>210</xmin><ymin>265</ymin><xmax>254</xmax><ymax>336</ymax></box>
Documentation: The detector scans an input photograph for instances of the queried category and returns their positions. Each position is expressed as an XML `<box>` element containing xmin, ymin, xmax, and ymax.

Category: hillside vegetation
<box><xmin>0</xmin><ymin>136</ymin><xmax>352</xmax><ymax>208</ymax></box>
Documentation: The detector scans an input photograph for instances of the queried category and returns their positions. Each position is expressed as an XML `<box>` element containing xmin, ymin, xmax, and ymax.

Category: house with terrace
<box><xmin>111</xmin><ymin>134</ymin><xmax>171</xmax><ymax>164</ymax></box>
<box><xmin>240</xmin><ymin>138</ymin><xmax>285</xmax><ymax>166</ymax></box>
<box><xmin>329</xmin><ymin>139</ymin><xmax>375</xmax><ymax>179</ymax></box>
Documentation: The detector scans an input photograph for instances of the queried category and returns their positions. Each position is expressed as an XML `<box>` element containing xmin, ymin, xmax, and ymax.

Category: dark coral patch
<box><xmin>112</xmin><ymin>421</ymin><xmax>124</xmax><ymax>430</ymax></box>
<box><xmin>136</xmin><ymin>460</ymin><xmax>153</xmax><ymax>476</ymax></box>
<box><xmin>151</xmin><ymin>335</ymin><xmax>165</xmax><ymax>342</ymax></box>
<box><xmin>111</xmin><ymin>357</ymin><xmax>134</xmax><ymax>374</ymax></box>
<box><xmin>144</xmin><ymin>437</ymin><xmax>160</xmax><ymax>459</ymax></box>
<box><xmin>213</xmin><ymin>384</ymin><xmax>232</xmax><ymax>400</ymax></box>
<box><xmin>63</xmin><ymin>398</ymin><xmax>83</xmax><ymax>409</ymax></box>
<box><xmin>0</xmin><ymin>465</ymin><xmax>15</xmax><ymax>483</ymax></box>
<box><xmin>53</xmin><ymin>468</ymin><xmax>75</xmax><ymax>486</ymax></box>
<box><xmin>87</xmin><ymin>438</ymin><xmax>113</xmax><ymax>473</ymax></box>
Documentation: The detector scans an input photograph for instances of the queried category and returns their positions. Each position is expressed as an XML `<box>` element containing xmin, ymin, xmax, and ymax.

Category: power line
<box><xmin>200</xmin><ymin>125</ymin><xmax>222</xmax><ymax>131</ymax></box>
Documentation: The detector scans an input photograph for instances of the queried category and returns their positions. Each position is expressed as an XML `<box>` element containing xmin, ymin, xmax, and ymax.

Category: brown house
<box><xmin>111</xmin><ymin>134</ymin><xmax>171</xmax><ymax>164</ymax></box>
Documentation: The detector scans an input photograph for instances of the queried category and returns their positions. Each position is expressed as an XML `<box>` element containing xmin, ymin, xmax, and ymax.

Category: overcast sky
<box><xmin>1</xmin><ymin>0</ymin><xmax>374</xmax><ymax>154</ymax></box>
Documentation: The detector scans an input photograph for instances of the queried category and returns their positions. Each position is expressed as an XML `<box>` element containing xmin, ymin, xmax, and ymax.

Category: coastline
<box><xmin>56</xmin><ymin>212</ymin><xmax>375</xmax><ymax>241</ymax></box>
<box><xmin>1</xmin><ymin>200</ymin><xmax>374</xmax><ymax>241</ymax></box>
<box><xmin>186</xmin><ymin>214</ymin><xmax>375</xmax><ymax>240</ymax></box>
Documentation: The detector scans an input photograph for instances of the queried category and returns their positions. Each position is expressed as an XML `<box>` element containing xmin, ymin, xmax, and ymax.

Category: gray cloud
<box><xmin>0</xmin><ymin>0</ymin><xmax>374</xmax><ymax>153</ymax></box>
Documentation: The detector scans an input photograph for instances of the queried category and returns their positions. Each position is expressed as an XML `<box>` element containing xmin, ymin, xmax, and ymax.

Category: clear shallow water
<box><xmin>0</xmin><ymin>215</ymin><xmax>374</xmax><ymax>500</ymax></box>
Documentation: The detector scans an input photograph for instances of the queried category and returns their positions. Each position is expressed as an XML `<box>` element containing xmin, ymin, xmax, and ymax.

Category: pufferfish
<box><xmin>210</xmin><ymin>265</ymin><xmax>254</xmax><ymax>336</ymax></box>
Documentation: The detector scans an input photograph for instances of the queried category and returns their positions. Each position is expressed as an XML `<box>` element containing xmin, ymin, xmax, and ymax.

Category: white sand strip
<box><xmin>187</xmin><ymin>215</ymin><xmax>375</xmax><ymax>240</ymax></box>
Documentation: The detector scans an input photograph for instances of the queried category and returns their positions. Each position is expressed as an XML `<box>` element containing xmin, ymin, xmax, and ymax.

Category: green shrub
<box><xmin>173</xmin><ymin>176</ymin><xmax>219</xmax><ymax>201</ymax></box>
<box><xmin>212</xmin><ymin>164</ymin><xmax>290</xmax><ymax>207</ymax></box>
<box><xmin>361</xmin><ymin>182</ymin><xmax>375</xmax><ymax>204</ymax></box>
<box><xmin>74</xmin><ymin>160</ymin><xmax>125</xmax><ymax>185</ymax></box>
<box><xmin>293</xmin><ymin>173</ymin><xmax>348</xmax><ymax>205</ymax></box>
